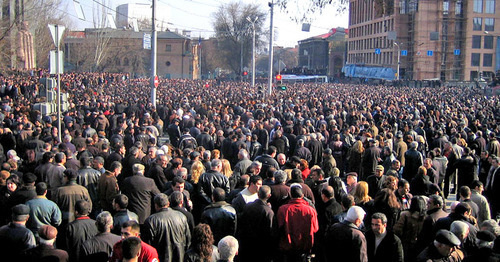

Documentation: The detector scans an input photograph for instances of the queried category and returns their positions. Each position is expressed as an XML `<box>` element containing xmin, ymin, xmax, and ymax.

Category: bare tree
<box><xmin>212</xmin><ymin>2</ymin><xmax>267</xmax><ymax>74</ymax></box>
<box><xmin>0</xmin><ymin>0</ymin><xmax>69</xmax><ymax>69</ymax></box>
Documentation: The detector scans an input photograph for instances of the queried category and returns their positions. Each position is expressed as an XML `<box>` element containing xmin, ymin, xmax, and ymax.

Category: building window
<box><xmin>485</xmin><ymin>35</ymin><xmax>494</xmax><ymax>48</ymax></box>
<box><xmin>166</xmin><ymin>44</ymin><xmax>172</xmax><ymax>52</ymax></box>
<box><xmin>443</xmin><ymin>1</ymin><xmax>449</xmax><ymax>14</ymax></box>
<box><xmin>471</xmin><ymin>53</ymin><xmax>481</xmax><ymax>66</ymax></box>
<box><xmin>472</xmin><ymin>36</ymin><xmax>482</xmax><ymax>48</ymax></box>
<box><xmin>485</xmin><ymin>0</ymin><xmax>495</xmax><ymax>13</ymax></box>
<box><xmin>484</xmin><ymin>53</ymin><xmax>493</xmax><ymax>67</ymax></box>
<box><xmin>400</xmin><ymin>0</ymin><xmax>407</xmax><ymax>14</ymax></box>
<box><xmin>455</xmin><ymin>0</ymin><xmax>463</xmax><ymax>15</ymax></box>
<box><xmin>473</xmin><ymin>18</ymin><xmax>482</xmax><ymax>30</ymax></box>
<box><xmin>474</xmin><ymin>0</ymin><xmax>483</xmax><ymax>13</ymax></box>
<box><xmin>485</xmin><ymin>18</ymin><xmax>495</xmax><ymax>31</ymax></box>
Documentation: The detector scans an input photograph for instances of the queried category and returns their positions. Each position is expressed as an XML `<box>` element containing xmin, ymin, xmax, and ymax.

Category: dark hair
<box><xmin>80</xmin><ymin>156</ymin><xmax>92</xmax><ymax>167</ymax></box>
<box><xmin>321</xmin><ymin>186</ymin><xmax>335</xmax><ymax>199</ymax></box>
<box><xmin>122</xmin><ymin>237</ymin><xmax>142</xmax><ymax>259</ymax></box>
<box><xmin>171</xmin><ymin>176</ymin><xmax>185</xmax><ymax>187</ymax></box>
<box><xmin>374</xmin><ymin>188</ymin><xmax>400</xmax><ymax>209</ymax></box>
<box><xmin>267</xmin><ymin>146</ymin><xmax>277</xmax><ymax>155</ymax></box>
<box><xmin>341</xmin><ymin>194</ymin><xmax>355</xmax><ymax>209</ymax></box>
<box><xmin>258</xmin><ymin>185</ymin><xmax>271</xmax><ymax>200</ymax></box>
<box><xmin>371</xmin><ymin>212</ymin><xmax>388</xmax><ymax>224</ymax></box>
<box><xmin>109</xmin><ymin>161</ymin><xmax>122</xmax><ymax>172</ymax></box>
<box><xmin>249</xmin><ymin>175</ymin><xmax>262</xmax><ymax>185</ymax></box>
<box><xmin>398</xmin><ymin>179</ymin><xmax>409</xmax><ymax>188</ymax></box>
<box><xmin>54</xmin><ymin>152</ymin><xmax>65</xmax><ymax>163</ymax></box>
<box><xmin>114</xmin><ymin>194</ymin><xmax>129</xmax><ymax>209</ymax></box>
<box><xmin>122</xmin><ymin>220</ymin><xmax>140</xmax><ymax>233</ymax></box>
<box><xmin>75</xmin><ymin>200</ymin><xmax>91</xmax><ymax>216</ymax></box>
<box><xmin>154</xmin><ymin>193</ymin><xmax>169</xmax><ymax>208</ymax></box>
<box><xmin>192</xmin><ymin>224</ymin><xmax>214</xmax><ymax>261</ymax></box>
<box><xmin>169</xmin><ymin>191</ymin><xmax>183</xmax><ymax>208</ymax></box>
<box><xmin>35</xmin><ymin>182</ymin><xmax>48</xmax><ymax>195</ymax></box>
<box><xmin>213</xmin><ymin>187</ymin><xmax>226</xmax><ymax>202</ymax></box>
<box><xmin>409</xmin><ymin>196</ymin><xmax>427</xmax><ymax>218</ymax></box>
<box><xmin>459</xmin><ymin>186</ymin><xmax>471</xmax><ymax>198</ymax></box>
<box><xmin>471</xmin><ymin>180</ymin><xmax>483</xmax><ymax>189</ymax></box>
<box><xmin>290</xmin><ymin>186</ymin><xmax>304</xmax><ymax>198</ymax></box>
<box><xmin>41</xmin><ymin>152</ymin><xmax>54</xmax><ymax>164</ymax></box>
<box><xmin>455</xmin><ymin>202</ymin><xmax>471</xmax><ymax>215</ymax></box>
<box><xmin>63</xmin><ymin>169</ymin><xmax>78</xmax><ymax>181</ymax></box>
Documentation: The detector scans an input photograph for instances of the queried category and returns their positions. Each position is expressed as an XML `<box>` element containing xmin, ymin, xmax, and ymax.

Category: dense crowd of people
<box><xmin>0</xmin><ymin>69</ymin><xmax>499</xmax><ymax>262</ymax></box>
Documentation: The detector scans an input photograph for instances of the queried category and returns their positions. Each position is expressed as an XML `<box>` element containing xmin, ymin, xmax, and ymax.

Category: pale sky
<box><xmin>60</xmin><ymin>0</ymin><xmax>348</xmax><ymax>48</ymax></box>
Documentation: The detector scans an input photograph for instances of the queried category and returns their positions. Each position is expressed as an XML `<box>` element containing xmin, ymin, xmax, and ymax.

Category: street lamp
<box><xmin>268</xmin><ymin>0</ymin><xmax>274</xmax><ymax>96</ymax></box>
<box><xmin>393</xmin><ymin>42</ymin><xmax>401</xmax><ymax>80</ymax></box>
<box><xmin>247</xmin><ymin>16</ymin><xmax>258</xmax><ymax>88</ymax></box>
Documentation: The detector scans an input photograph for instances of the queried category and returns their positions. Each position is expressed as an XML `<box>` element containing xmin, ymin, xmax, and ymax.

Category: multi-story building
<box><xmin>298</xmin><ymin>28</ymin><xmax>348</xmax><ymax>77</ymax></box>
<box><xmin>346</xmin><ymin>0</ymin><xmax>500</xmax><ymax>81</ymax></box>
<box><xmin>64</xmin><ymin>29</ymin><xmax>194</xmax><ymax>79</ymax></box>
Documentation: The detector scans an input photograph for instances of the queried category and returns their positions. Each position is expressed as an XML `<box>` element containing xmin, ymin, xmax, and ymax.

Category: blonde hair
<box><xmin>352</xmin><ymin>140</ymin><xmax>365</xmax><ymax>153</ymax></box>
<box><xmin>352</xmin><ymin>181</ymin><xmax>372</xmax><ymax>205</ymax></box>
<box><xmin>221</xmin><ymin>159</ymin><xmax>232</xmax><ymax>178</ymax></box>
<box><xmin>190</xmin><ymin>160</ymin><xmax>205</xmax><ymax>184</ymax></box>
<box><xmin>0</xmin><ymin>170</ymin><xmax>10</xmax><ymax>186</ymax></box>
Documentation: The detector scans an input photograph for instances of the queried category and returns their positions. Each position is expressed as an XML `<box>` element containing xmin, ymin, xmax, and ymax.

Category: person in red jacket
<box><xmin>110</xmin><ymin>220</ymin><xmax>159</xmax><ymax>262</ymax></box>
<box><xmin>277</xmin><ymin>184</ymin><xmax>318</xmax><ymax>261</ymax></box>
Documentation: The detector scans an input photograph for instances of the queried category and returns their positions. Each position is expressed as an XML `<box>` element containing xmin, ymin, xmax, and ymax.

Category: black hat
<box><xmin>435</xmin><ymin>229</ymin><xmax>461</xmax><ymax>246</ymax></box>
<box><xmin>12</xmin><ymin>204</ymin><xmax>30</xmax><ymax>216</ymax></box>
<box><xmin>324</xmin><ymin>148</ymin><xmax>332</xmax><ymax>155</ymax></box>
<box><xmin>477</xmin><ymin>230</ymin><xmax>496</xmax><ymax>242</ymax></box>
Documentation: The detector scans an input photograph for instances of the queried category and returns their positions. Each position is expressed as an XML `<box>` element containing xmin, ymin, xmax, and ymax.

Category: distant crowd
<box><xmin>0</xmin><ymin>69</ymin><xmax>499</xmax><ymax>262</ymax></box>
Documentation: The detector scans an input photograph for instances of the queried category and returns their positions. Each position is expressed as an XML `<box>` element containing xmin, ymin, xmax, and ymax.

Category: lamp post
<box><xmin>247</xmin><ymin>16</ymin><xmax>258</xmax><ymax>88</ymax></box>
<box><xmin>267</xmin><ymin>0</ymin><xmax>274</xmax><ymax>96</ymax></box>
<box><xmin>393</xmin><ymin>42</ymin><xmax>401</xmax><ymax>80</ymax></box>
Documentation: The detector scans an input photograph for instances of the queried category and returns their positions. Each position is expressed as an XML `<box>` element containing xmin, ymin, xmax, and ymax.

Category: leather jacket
<box><xmin>198</xmin><ymin>170</ymin><xmax>230</xmax><ymax>205</ymax></box>
<box><xmin>143</xmin><ymin>208</ymin><xmax>191</xmax><ymax>262</ymax></box>
<box><xmin>201</xmin><ymin>201</ymin><xmax>237</xmax><ymax>243</ymax></box>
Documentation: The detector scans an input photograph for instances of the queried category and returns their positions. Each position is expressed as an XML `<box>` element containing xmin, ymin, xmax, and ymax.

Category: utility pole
<box><xmin>394</xmin><ymin>42</ymin><xmax>401</xmax><ymax>80</ymax></box>
<box><xmin>267</xmin><ymin>0</ymin><xmax>274</xmax><ymax>96</ymax></box>
<box><xmin>247</xmin><ymin>16</ymin><xmax>258</xmax><ymax>88</ymax></box>
<box><xmin>150</xmin><ymin>0</ymin><xmax>158</xmax><ymax>108</ymax></box>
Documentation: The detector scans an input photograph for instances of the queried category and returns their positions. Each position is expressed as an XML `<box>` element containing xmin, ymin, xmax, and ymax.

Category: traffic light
<box><xmin>243</xmin><ymin>71</ymin><xmax>248</xmax><ymax>76</ymax></box>
<box><xmin>276</xmin><ymin>74</ymin><xmax>282</xmax><ymax>81</ymax></box>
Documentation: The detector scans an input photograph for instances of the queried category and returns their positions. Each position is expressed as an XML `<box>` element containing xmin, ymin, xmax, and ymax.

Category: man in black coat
<box><xmin>142</xmin><ymin>193</ymin><xmax>191</xmax><ymax>262</ymax></box>
<box><xmin>403</xmin><ymin>141</ymin><xmax>424</xmax><ymax>182</ymax></box>
<box><xmin>362</xmin><ymin>139</ymin><xmax>381</xmax><ymax>180</ymax></box>
<box><xmin>200</xmin><ymin>188</ymin><xmax>237</xmax><ymax>244</ymax></box>
<box><xmin>325</xmin><ymin>206</ymin><xmax>368</xmax><ymax>262</ymax></box>
<box><xmin>0</xmin><ymin>204</ymin><xmax>36</xmax><ymax>261</ymax></box>
<box><xmin>197</xmin><ymin>159</ymin><xmax>230</xmax><ymax>208</ymax></box>
<box><xmin>80</xmin><ymin>211</ymin><xmax>121</xmax><ymax>262</ymax></box>
<box><xmin>254</xmin><ymin>146</ymin><xmax>279</xmax><ymax>176</ymax></box>
<box><xmin>237</xmin><ymin>185</ymin><xmax>275</xmax><ymax>262</ymax></box>
<box><xmin>63</xmin><ymin>200</ymin><xmax>98</xmax><ymax>262</ymax></box>
<box><xmin>146</xmin><ymin>154</ymin><xmax>169</xmax><ymax>192</ymax></box>
<box><xmin>122</xmin><ymin>164</ymin><xmax>160</xmax><ymax>224</ymax></box>
<box><xmin>485</xmin><ymin>156</ymin><xmax>500</xmax><ymax>217</ymax></box>
<box><xmin>365</xmin><ymin>212</ymin><xmax>404</xmax><ymax>262</ymax></box>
